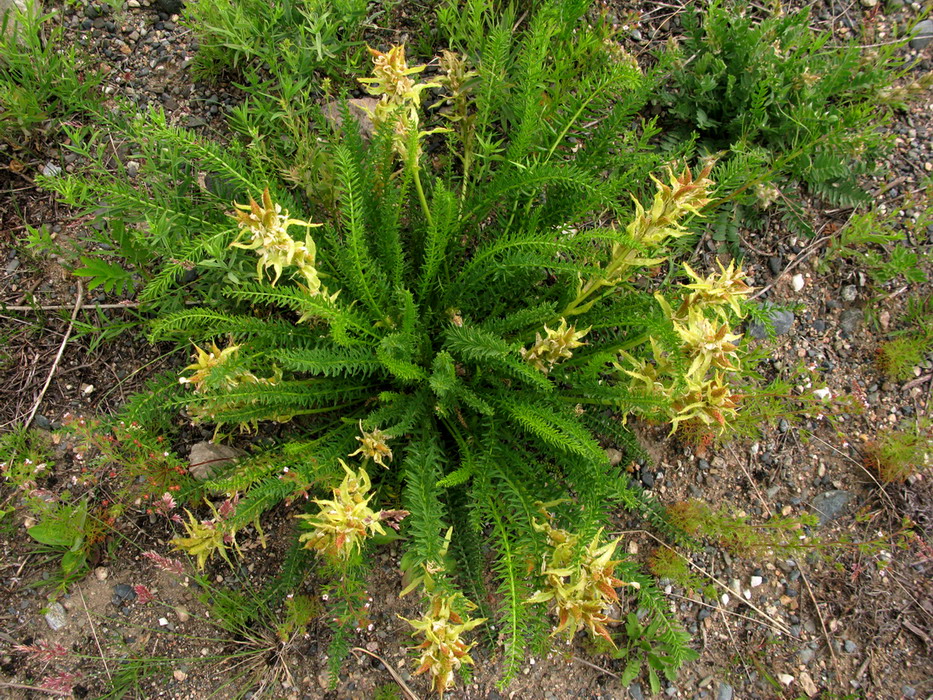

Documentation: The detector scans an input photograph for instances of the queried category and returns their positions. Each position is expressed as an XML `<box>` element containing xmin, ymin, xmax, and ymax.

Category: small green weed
<box><xmin>0</xmin><ymin>6</ymin><xmax>103</xmax><ymax>150</ymax></box>
<box><xmin>863</xmin><ymin>419</ymin><xmax>932</xmax><ymax>484</ymax></box>
<box><xmin>183</xmin><ymin>0</ymin><xmax>367</xmax><ymax>80</ymax></box>
<box><xmin>27</xmin><ymin>498</ymin><xmax>97</xmax><ymax>590</ymax></box>
<box><xmin>823</xmin><ymin>206</ymin><xmax>930</xmax><ymax>288</ymax></box>
<box><xmin>0</xmin><ymin>425</ymin><xmax>54</xmax><ymax>493</ymax></box>
<box><xmin>667</xmin><ymin>500</ymin><xmax>819</xmax><ymax>557</ymax></box>
<box><xmin>606</xmin><ymin>612</ymin><xmax>698</xmax><ymax>694</ymax></box>
<box><xmin>659</xmin><ymin>0</ymin><xmax>906</xmax><ymax>240</ymax></box>
<box><xmin>373</xmin><ymin>684</ymin><xmax>402</xmax><ymax>700</ymax></box>
<box><xmin>876</xmin><ymin>296</ymin><xmax>933</xmax><ymax>382</ymax></box>
<box><xmin>648</xmin><ymin>547</ymin><xmax>716</xmax><ymax>600</ymax></box>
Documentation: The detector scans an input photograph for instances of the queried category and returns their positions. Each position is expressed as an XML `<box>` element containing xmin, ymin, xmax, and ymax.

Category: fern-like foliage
<box><xmin>70</xmin><ymin>0</ymin><xmax>719</xmax><ymax>692</ymax></box>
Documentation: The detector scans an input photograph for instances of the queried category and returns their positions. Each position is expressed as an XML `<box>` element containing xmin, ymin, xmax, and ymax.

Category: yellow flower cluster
<box><xmin>171</xmin><ymin>501</ymin><xmax>240</xmax><ymax>570</ymax></box>
<box><xmin>401</xmin><ymin>593</ymin><xmax>485</xmax><ymax>697</ymax></box>
<box><xmin>521</xmin><ymin>318</ymin><xmax>589</xmax><ymax>373</ymax></box>
<box><xmin>180</xmin><ymin>342</ymin><xmax>285</xmax><ymax>427</ymax></box>
<box><xmin>627</xmin><ymin>164</ymin><xmax>714</xmax><ymax>250</ymax></box>
<box><xmin>348</xmin><ymin>421</ymin><xmax>393</xmax><ymax>468</ymax></box>
<box><xmin>565</xmin><ymin>164</ymin><xmax>714</xmax><ymax>317</ymax></box>
<box><xmin>359</xmin><ymin>45</ymin><xmax>442</xmax><ymax>159</ymax></box>
<box><xmin>295</xmin><ymin>460</ymin><xmax>406</xmax><ymax>563</ymax></box>
<box><xmin>231</xmin><ymin>187</ymin><xmax>324</xmax><ymax>292</ymax></box>
<box><xmin>618</xmin><ymin>261</ymin><xmax>751</xmax><ymax>435</ymax></box>
<box><xmin>527</xmin><ymin>511</ymin><xmax>638</xmax><ymax>646</ymax></box>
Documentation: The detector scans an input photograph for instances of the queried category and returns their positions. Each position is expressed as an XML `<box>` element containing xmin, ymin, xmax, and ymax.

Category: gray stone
<box><xmin>188</xmin><ymin>441</ymin><xmax>246</xmax><ymax>480</ymax></box>
<box><xmin>41</xmin><ymin>161</ymin><xmax>62</xmax><ymax>177</ymax></box>
<box><xmin>749</xmin><ymin>309</ymin><xmax>795</xmax><ymax>339</ymax></box>
<box><xmin>909</xmin><ymin>19</ymin><xmax>933</xmax><ymax>50</ymax></box>
<box><xmin>844</xmin><ymin>640</ymin><xmax>857</xmax><ymax>653</ymax></box>
<box><xmin>113</xmin><ymin>583</ymin><xmax>137</xmax><ymax>603</ymax></box>
<box><xmin>44</xmin><ymin>602</ymin><xmax>67</xmax><ymax>630</ymax></box>
<box><xmin>126</xmin><ymin>160</ymin><xmax>139</xmax><ymax>178</ymax></box>
<box><xmin>839</xmin><ymin>308</ymin><xmax>863</xmax><ymax>336</ymax></box>
<box><xmin>155</xmin><ymin>0</ymin><xmax>183</xmax><ymax>12</ymax></box>
<box><xmin>716</xmin><ymin>682</ymin><xmax>733</xmax><ymax>700</ymax></box>
<box><xmin>34</xmin><ymin>414</ymin><xmax>52</xmax><ymax>430</ymax></box>
<box><xmin>5</xmin><ymin>257</ymin><xmax>19</xmax><ymax>273</ymax></box>
<box><xmin>323</xmin><ymin>98</ymin><xmax>379</xmax><ymax>139</ymax></box>
<box><xmin>811</xmin><ymin>490</ymin><xmax>853</xmax><ymax>526</ymax></box>
<box><xmin>768</xmin><ymin>256</ymin><xmax>783</xmax><ymax>275</ymax></box>
<box><xmin>841</xmin><ymin>284</ymin><xmax>858</xmax><ymax>302</ymax></box>
<box><xmin>628</xmin><ymin>683</ymin><xmax>645</xmax><ymax>700</ymax></box>
<box><xmin>0</xmin><ymin>0</ymin><xmax>30</xmax><ymax>39</ymax></box>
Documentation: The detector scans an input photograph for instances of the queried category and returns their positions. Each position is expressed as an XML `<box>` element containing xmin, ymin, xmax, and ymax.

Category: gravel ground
<box><xmin>0</xmin><ymin>0</ymin><xmax>931</xmax><ymax>698</ymax></box>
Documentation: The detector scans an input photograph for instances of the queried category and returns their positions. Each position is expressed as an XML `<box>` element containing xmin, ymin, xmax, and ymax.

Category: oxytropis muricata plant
<box><xmin>135</xmin><ymin>12</ymin><xmax>756</xmax><ymax>692</ymax></box>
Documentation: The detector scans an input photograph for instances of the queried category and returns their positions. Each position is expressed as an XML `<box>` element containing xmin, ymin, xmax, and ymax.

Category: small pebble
<box><xmin>44</xmin><ymin>603</ymin><xmax>67</xmax><ymax>630</ymax></box>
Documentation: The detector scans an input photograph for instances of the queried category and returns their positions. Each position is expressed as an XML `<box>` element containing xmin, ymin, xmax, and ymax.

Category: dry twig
<box><xmin>24</xmin><ymin>281</ymin><xmax>84</xmax><ymax>429</ymax></box>
<box><xmin>351</xmin><ymin>647</ymin><xmax>421</xmax><ymax>700</ymax></box>
<box><xmin>795</xmin><ymin>560</ymin><xmax>843</xmax><ymax>686</ymax></box>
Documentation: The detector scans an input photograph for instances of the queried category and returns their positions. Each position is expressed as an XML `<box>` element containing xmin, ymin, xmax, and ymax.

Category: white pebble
<box><xmin>750</xmin><ymin>575</ymin><xmax>763</xmax><ymax>588</ymax></box>
<box><xmin>791</xmin><ymin>274</ymin><xmax>805</xmax><ymax>291</ymax></box>
<box><xmin>158</xmin><ymin>617</ymin><xmax>169</xmax><ymax>626</ymax></box>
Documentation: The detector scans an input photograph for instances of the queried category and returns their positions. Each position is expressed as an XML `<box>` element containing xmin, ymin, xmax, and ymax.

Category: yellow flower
<box><xmin>181</xmin><ymin>343</ymin><xmax>240</xmax><ymax>391</ymax></box>
<box><xmin>359</xmin><ymin>45</ymin><xmax>421</xmax><ymax>102</ymax></box>
<box><xmin>179</xmin><ymin>344</ymin><xmax>287</xmax><ymax>430</ymax></box>
<box><xmin>564</xmin><ymin>164</ymin><xmax>716</xmax><ymax>317</ymax></box>
<box><xmin>527</xmin><ymin>512</ymin><xmax>639</xmax><ymax>647</ymax></box>
<box><xmin>171</xmin><ymin>502</ymin><xmax>240</xmax><ymax>570</ymax></box>
<box><xmin>671</xmin><ymin>306</ymin><xmax>742</xmax><ymax>379</ymax></box>
<box><xmin>358</xmin><ymin>45</ymin><xmax>442</xmax><ymax>160</ymax></box>
<box><xmin>681</xmin><ymin>260</ymin><xmax>752</xmax><ymax>318</ymax></box>
<box><xmin>231</xmin><ymin>187</ymin><xmax>323</xmax><ymax>291</ymax></box>
<box><xmin>626</xmin><ymin>164</ymin><xmax>714</xmax><ymax>249</ymax></box>
<box><xmin>616</xmin><ymin>338</ymin><xmax>673</xmax><ymax>396</ymax></box>
<box><xmin>401</xmin><ymin>594</ymin><xmax>485</xmax><ymax>697</ymax></box>
<box><xmin>349</xmin><ymin>421</ymin><xmax>393</xmax><ymax>468</ymax></box>
<box><xmin>521</xmin><ymin>318</ymin><xmax>589</xmax><ymax>373</ymax></box>
<box><xmin>296</xmin><ymin>461</ymin><xmax>406</xmax><ymax>563</ymax></box>
<box><xmin>669</xmin><ymin>372</ymin><xmax>741</xmax><ymax>435</ymax></box>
